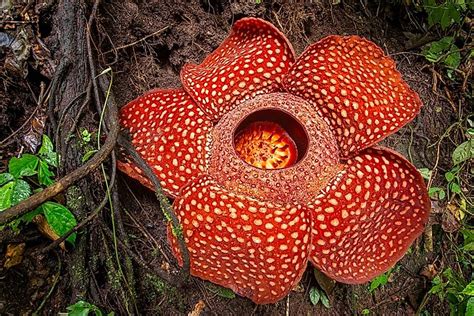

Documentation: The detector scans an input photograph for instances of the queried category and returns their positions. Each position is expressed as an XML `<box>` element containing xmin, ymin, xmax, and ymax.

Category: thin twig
<box><xmin>101</xmin><ymin>26</ymin><xmax>170</xmax><ymax>55</ymax></box>
<box><xmin>0</xmin><ymin>103</ymin><xmax>41</xmax><ymax>147</ymax></box>
<box><xmin>101</xmin><ymin>221</ymin><xmax>177</xmax><ymax>285</ymax></box>
<box><xmin>86</xmin><ymin>0</ymin><xmax>104</xmax><ymax>129</ymax></box>
<box><xmin>33</xmin><ymin>251</ymin><xmax>62</xmax><ymax>314</ymax></box>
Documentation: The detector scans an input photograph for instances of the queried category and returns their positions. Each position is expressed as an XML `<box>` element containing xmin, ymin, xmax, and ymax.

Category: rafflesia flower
<box><xmin>118</xmin><ymin>18</ymin><xmax>431</xmax><ymax>304</ymax></box>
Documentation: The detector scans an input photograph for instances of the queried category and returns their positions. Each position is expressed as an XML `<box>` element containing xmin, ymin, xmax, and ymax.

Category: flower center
<box><xmin>235</xmin><ymin>121</ymin><xmax>297</xmax><ymax>169</ymax></box>
<box><xmin>233</xmin><ymin>109</ymin><xmax>308</xmax><ymax>170</ymax></box>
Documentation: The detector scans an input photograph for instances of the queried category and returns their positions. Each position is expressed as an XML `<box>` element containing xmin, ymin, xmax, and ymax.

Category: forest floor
<box><xmin>0</xmin><ymin>0</ymin><xmax>472</xmax><ymax>315</ymax></box>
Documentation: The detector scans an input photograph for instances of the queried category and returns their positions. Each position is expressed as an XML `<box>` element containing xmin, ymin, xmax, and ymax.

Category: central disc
<box><xmin>234</xmin><ymin>121</ymin><xmax>298</xmax><ymax>169</ymax></box>
<box><xmin>208</xmin><ymin>92</ymin><xmax>342</xmax><ymax>204</ymax></box>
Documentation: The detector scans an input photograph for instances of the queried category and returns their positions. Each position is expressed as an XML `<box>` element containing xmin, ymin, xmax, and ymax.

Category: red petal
<box><xmin>118</xmin><ymin>89</ymin><xmax>213</xmax><ymax>197</ymax></box>
<box><xmin>181</xmin><ymin>17</ymin><xmax>295</xmax><ymax>121</ymax></box>
<box><xmin>283</xmin><ymin>36</ymin><xmax>422</xmax><ymax>159</ymax></box>
<box><xmin>309</xmin><ymin>147</ymin><xmax>430</xmax><ymax>283</ymax></box>
<box><xmin>169</xmin><ymin>176</ymin><xmax>311</xmax><ymax>304</ymax></box>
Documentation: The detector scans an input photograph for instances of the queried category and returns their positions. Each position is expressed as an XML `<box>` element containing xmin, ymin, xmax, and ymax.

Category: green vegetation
<box><xmin>0</xmin><ymin>135</ymin><xmax>77</xmax><ymax>244</ymax></box>
<box><xmin>369</xmin><ymin>268</ymin><xmax>396</xmax><ymax>292</ymax></box>
<box><xmin>204</xmin><ymin>282</ymin><xmax>236</xmax><ymax>299</ymax></box>
<box><xmin>309</xmin><ymin>286</ymin><xmax>330</xmax><ymax>308</ymax></box>
<box><xmin>414</xmin><ymin>1</ymin><xmax>473</xmax><ymax>315</ymax></box>
<box><xmin>421</xmin><ymin>0</ymin><xmax>472</xmax><ymax>30</ymax></box>
<box><xmin>65</xmin><ymin>300</ymin><xmax>114</xmax><ymax>316</ymax></box>
<box><xmin>419</xmin><ymin>0</ymin><xmax>473</xmax><ymax>80</ymax></box>
<box><xmin>427</xmin><ymin>269</ymin><xmax>474</xmax><ymax>315</ymax></box>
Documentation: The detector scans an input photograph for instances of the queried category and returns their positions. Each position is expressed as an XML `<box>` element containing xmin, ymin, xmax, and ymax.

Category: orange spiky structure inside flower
<box><xmin>234</xmin><ymin>121</ymin><xmax>298</xmax><ymax>170</ymax></box>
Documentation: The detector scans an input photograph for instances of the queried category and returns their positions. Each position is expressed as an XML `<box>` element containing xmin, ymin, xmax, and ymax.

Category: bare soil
<box><xmin>0</xmin><ymin>0</ymin><xmax>465</xmax><ymax>315</ymax></box>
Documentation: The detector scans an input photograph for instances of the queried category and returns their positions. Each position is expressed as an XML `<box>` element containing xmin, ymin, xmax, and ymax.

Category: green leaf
<box><xmin>425</xmin><ymin>2</ymin><xmax>463</xmax><ymax>29</ymax></box>
<box><xmin>466</xmin><ymin>297</ymin><xmax>474</xmax><ymax>316</ymax></box>
<box><xmin>463</xmin><ymin>242</ymin><xmax>474</xmax><ymax>251</ymax></box>
<box><xmin>81</xmin><ymin>129</ymin><xmax>92</xmax><ymax>143</ymax></box>
<box><xmin>8</xmin><ymin>207</ymin><xmax>42</xmax><ymax>232</ymax></box>
<box><xmin>429</xmin><ymin>276</ymin><xmax>445</xmax><ymax>296</ymax></box>
<box><xmin>309</xmin><ymin>287</ymin><xmax>320</xmax><ymax>305</ymax></box>
<box><xmin>19</xmin><ymin>207</ymin><xmax>43</xmax><ymax>223</ymax></box>
<box><xmin>461</xmin><ymin>229</ymin><xmax>474</xmax><ymax>250</ymax></box>
<box><xmin>418</xmin><ymin>168</ymin><xmax>432</xmax><ymax>180</ymax></box>
<box><xmin>449</xmin><ymin>182</ymin><xmax>461</xmax><ymax>194</ymax></box>
<box><xmin>445</xmin><ymin>171</ymin><xmax>455</xmax><ymax>182</ymax></box>
<box><xmin>38</xmin><ymin>160</ymin><xmax>54</xmax><ymax>186</ymax></box>
<box><xmin>362</xmin><ymin>309</ymin><xmax>370</xmax><ymax>315</ymax></box>
<box><xmin>0</xmin><ymin>181</ymin><xmax>15</xmax><ymax>211</ymax></box>
<box><xmin>369</xmin><ymin>272</ymin><xmax>390</xmax><ymax>292</ymax></box>
<box><xmin>429</xmin><ymin>187</ymin><xmax>446</xmax><ymax>200</ymax></box>
<box><xmin>452</xmin><ymin>140</ymin><xmax>474</xmax><ymax>165</ymax></box>
<box><xmin>38</xmin><ymin>135</ymin><xmax>58</xmax><ymax>167</ymax></box>
<box><xmin>8</xmin><ymin>154</ymin><xmax>39</xmax><ymax>178</ymax></box>
<box><xmin>320</xmin><ymin>291</ymin><xmax>330</xmax><ymax>308</ymax></box>
<box><xmin>444</xmin><ymin>47</ymin><xmax>461</xmax><ymax>69</ymax></box>
<box><xmin>82</xmin><ymin>149</ymin><xmax>98</xmax><ymax>162</ymax></box>
<box><xmin>422</xmin><ymin>37</ymin><xmax>453</xmax><ymax>63</ymax></box>
<box><xmin>214</xmin><ymin>286</ymin><xmax>235</xmax><ymax>299</ymax></box>
<box><xmin>205</xmin><ymin>283</ymin><xmax>235</xmax><ymax>299</ymax></box>
<box><xmin>0</xmin><ymin>173</ymin><xmax>14</xmax><ymax>186</ymax></box>
<box><xmin>11</xmin><ymin>179</ymin><xmax>31</xmax><ymax>205</ymax></box>
<box><xmin>39</xmin><ymin>201</ymin><xmax>77</xmax><ymax>245</ymax></box>
<box><xmin>462</xmin><ymin>281</ymin><xmax>474</xmax><ymax>295</ymax></box>
<box><xmin>66</xmin><ymin>300</ymin><xmax>103</xmax><ymax>316</ymax></box>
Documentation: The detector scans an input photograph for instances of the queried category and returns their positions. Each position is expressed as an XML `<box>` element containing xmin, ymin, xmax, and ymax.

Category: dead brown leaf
<box><xmin>33</xmin><ymin>214</ymin><xmax>66</xmax><ymax>250</ymax></box>
<box><xmin>314</xmin><ymin>268</ymin><xmax>336</xmax><ymax>295</ymax></box>
<box><xmin>442</xmin><ymin>204</ymin><xmax>461</xmax><ymax>233</ymax></box>
<box><xmin>4</xmin><ymin>243</ymin><xmax>26</xmax><ymax>269</ymax></box>
<box><xmin>188</xmin><ymin>300</ymin><xmax>205</xmax><ymax>316</ymax></box>
<box><xmin>292</xmin><ymin>282</ymin><xmax>305</xmax><ymax>293</ymax></box>
<box><xmin>420</xmin><ymin>264</ymin><xmax>438</xmax><ymax>280</ymax></box>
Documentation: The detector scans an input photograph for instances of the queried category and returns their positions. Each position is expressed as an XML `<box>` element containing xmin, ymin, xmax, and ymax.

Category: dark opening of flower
<box><xmin>118</xmin><ymin>17</ymin><xmax>431</xmax><ymax>304</ymax></box>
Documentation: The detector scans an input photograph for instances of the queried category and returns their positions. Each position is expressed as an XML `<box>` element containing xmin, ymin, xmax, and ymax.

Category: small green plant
<box><xmin>81</xmin><ymin>128</ymin><xmax>93</xmax><ymax>144</ymax></box>
<box><xmin>309</xmin><ymin>286</ymin><xmax>330</xmax><ymax>308</ymax></box>
<box><xmin>418</xmin><ymin>1</ymin><xmax>472</xmax><ymax>79</ymax></box>
<box><xmin>428</xmin><ymin>268</ymin><xmax>473</xmax><ymax>315</ymax></box>
<box><xmin>0</xmin><ymin>135</ymin><xmax>77</xmax><ymax>244</ymax></box>
<box><xmin>422</xmin><ymin>36</ymin><xmax>461</xmax><ymax>79</ymax></box>
<box><xmin>422</xmin><ymin>0</ymin><xmax>471</xmax><ymax>30</ymax></box>
<box><xmin>80</xmin><ymin>128</ymin><xmax>98</xmax><ymax>162</ymax></box>
<box><xmin>369</xmin><ymin>267</ymin><xmax>397</xmax><ymax>292</ymax></box>
<box><xmin>420</xmin><ymin>123</ymin><xmax>473</xmax><ymax>203</ymax></box>
<box><xmin>64</xmin><ymin>300</ymin><xmax>114</xmax><ymax>316</ymax></box>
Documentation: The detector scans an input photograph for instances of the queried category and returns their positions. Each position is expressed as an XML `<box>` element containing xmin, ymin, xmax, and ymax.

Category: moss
<box><xmin>65</xmin><ymin>186</ymin><xmax>85</xmax><ymax>217</ymax></box>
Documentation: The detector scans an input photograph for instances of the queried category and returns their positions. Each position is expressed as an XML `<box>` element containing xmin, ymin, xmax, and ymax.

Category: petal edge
<box><xmin>309</xmin><ymin>146</ymin><xmax>430</xmax><ymax>283</ymax></box>
<box><xmin>168</xmin><ymin>175</ymin><xmax>311</xmax><ymax>304</ymax></box>
<box><xmin>181</xmin><ymin>17</ymin><xmax>296</xmax><ymax>121</ymax></box>
<box><xmin>283</xmin><ymin>35</ymin><xmax>423</xmax><ymax>158</ymax></box>
<box><xmin>118</xmin><ymin>89</ymin><xmax>212</xmax><ymax>197</ymax></box>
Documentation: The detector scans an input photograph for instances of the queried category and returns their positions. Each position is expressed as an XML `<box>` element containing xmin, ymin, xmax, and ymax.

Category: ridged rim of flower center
<box><xmin>233</xmin><ymin>109</ymin><xmax>309</xmax><ymax>170</ymax></box>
